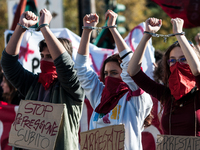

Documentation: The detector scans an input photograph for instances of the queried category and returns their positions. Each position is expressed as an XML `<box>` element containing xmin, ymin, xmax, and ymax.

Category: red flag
<box><xmin>10</xmin><ymin>0</ymin><xmax>27</xmax><ymax>30</ymax></box>
<box><xmin>151</xmin><ymin>0</ymin><xmax>200</xmax><ymax>28</ymax></box>
<box><xmin>0</xmin><ymin>101</ymin><xmax>18</xmax><ymax>150</ymax></box>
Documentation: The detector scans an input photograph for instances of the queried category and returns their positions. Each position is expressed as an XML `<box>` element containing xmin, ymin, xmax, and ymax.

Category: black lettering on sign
<box><xmin>32</xmin><ymin>57</ymin><xmax>40</xmax><ymax>73</ymax></box>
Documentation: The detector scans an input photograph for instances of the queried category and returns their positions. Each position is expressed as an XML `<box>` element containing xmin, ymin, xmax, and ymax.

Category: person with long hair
<box><xmin>75</xmin><ymin>10</ymin><xmax>152</xmax><ymax>150</ymax></box>
<box><xmin>1</xmin><ymin>9</ymin><xmax>84</xmax><ymax>150</ymax></box>
<box><xmin>0</xmin><ymin>74</ymin><xmax>23</xmax><ymax>105</ymax></box>
<box><xmin>128</xmin><ymin>17</ymin><xmax>200</xmax><ymax>136</ymax></box>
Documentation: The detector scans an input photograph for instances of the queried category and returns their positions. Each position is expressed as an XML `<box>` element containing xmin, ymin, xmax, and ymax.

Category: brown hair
<box><xmin>161</xmin><ymin>40</ymin><xmax>199</xmax><ymax>104</ymax></box>
<box><xmin>162</xmin><ymin>42</ymin><xmax>179</xmax><ymax>87</ymax></box>
<box><xmin>99</xmin><ymin>53</ymin><xmax>153</xmax><ymax>127</ymax></box>
<box><xmin>39</xmin><ymin>38</ymin><xmax>73</xmax><ymax>57</ymax></box>
<box><xmin>144</xmin><ymin>113</ymin><xmax>153</xmax><ymax>127</ymax></box>
<box><xmin>153</xmin><ymin>59</ymin><xmax>163</xmax><ymax>83</ymax></box>
<box><xmin>1</xmin><ymin>74</ymin><xmax>18</xmax><ymax>104</ymax></box>
<box><xmin>100</xmin><ymin>54</ymin><xmax>122</xmax><ymax>83</ymax></box>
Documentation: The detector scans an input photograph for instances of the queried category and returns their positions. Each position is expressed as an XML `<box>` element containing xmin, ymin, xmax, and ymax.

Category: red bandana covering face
<box><xmin>38</xmin><ymin>60</ymin><xmax>58</xmax><ymax>90</ymax></box>
<box><xmin>168</xmin><ymin>63</ymin><xmax>196</xmax><ymax>100</ymax></box>
<box><xmin>95</xmin><ymin>76</ymin><xmax>129</xmax><ymax>114</ymax></box>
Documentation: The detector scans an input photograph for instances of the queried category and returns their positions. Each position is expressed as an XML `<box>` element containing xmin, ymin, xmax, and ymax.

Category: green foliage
<box><xmin>0</xmin><ymin>0</ymin><xmax>8</xmax><ymax>58</ymax></box>
<box><xmin>1</xmin><ymin>0</ymin><xmax>200</xmax><ymax>56</ymax></box>
<box><xmin>146</xmin><ymin>1</ymin><xmax>200</xmax><ymax>52</ymax></box>
<box><xmin>63</xmin><ymin>0</ymin><xmax>79</xmax><ymax>35</ymax></box>
<box><xmin>146</xmin><ymin>2</ymin><xmax>175</xmax><ymax>51</ymax></box>
<box><xmin>96</xmin><ymin>0</ymin><xmax>108</xmax><ymax>27</ymax></box>
<box><xmin>114</xmin><ymin>4</ymin><xmax>126</xmax><ymax>34</ymax></box>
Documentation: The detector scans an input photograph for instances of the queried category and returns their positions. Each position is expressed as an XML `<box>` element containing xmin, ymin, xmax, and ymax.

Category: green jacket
<box><xmin>1</xmin><ymin>50</ymin><xmax>85</xmax><ymax>150</ymax></box>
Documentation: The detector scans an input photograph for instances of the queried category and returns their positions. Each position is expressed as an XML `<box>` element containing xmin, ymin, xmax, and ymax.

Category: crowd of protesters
<box><xmin>1</xmin><ymin>8</ymin><xmax>200</xmax><ymax>150</ymax></box>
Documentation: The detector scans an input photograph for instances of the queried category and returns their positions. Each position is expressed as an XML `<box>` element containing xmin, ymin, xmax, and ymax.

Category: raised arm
<box><xmin>75</xmin><ymin>13</ymin><xmax>104</xmax><ymax>107</ymax></box>
<box><xmin>2</xmin><ymin>12</ymin><xmax>38</xmax><ymax>96</ymax></box>
<box><xmin>78</xmin><ymin>13</ymin><xmax>99</xmax><ymax>55</ymax></box>
<box><xmin>127</xmin><ymin>18</ymin><xmax>162</xmax><ymax>76</ymax></box>
<box><xmin>6</xmin><ymin>11</ymin><xmax>38</xmax><ymax>55</ymax></box>
<box><xmin>39</xmin><ymin>9</ymin><xmax>66</xmax><ymax>60</ymax></box>
<box><xmin>105</xmin><ymin>10</ymin><xmax>128</xmax><ymax>52</ymax></box>
<box><xmin>172</xmin><ymin>18</ymin><xmax>200</xmax><ymax>76</ymax></box>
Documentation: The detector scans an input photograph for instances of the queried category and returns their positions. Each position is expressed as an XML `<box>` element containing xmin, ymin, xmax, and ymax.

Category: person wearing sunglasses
<box><xmin>127</xmin><ymin>17</ymin><xmax>200</xmax><ymax>136</ymax></box>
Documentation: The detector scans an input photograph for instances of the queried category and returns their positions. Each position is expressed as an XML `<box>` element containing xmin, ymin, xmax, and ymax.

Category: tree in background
<box><xmin>1</xmin><ymin>0</ymin><xmax>200</xmax><ymax>54</ymax></box>
<box><xmin>0</xmin><ymin>0</ymin><xmax>8</xmax><ymax>58</ymax></box>
<box><xmin>146</xmin><ymin>0</ymin><xmax>200</xmax><ymax>51</ymax></box>
<box><xmin>63</xmin><ymin>0</ymin><xmax>79</xmax><ymax>34</ymax></box>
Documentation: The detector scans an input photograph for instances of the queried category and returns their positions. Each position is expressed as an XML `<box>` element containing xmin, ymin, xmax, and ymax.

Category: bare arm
<box><xmin>127</xmin><ymin>34</ymin><xmax>151</xmax><ymax>76</ymax></box>
<box><xmin>78</xmin><ymin>13</ymin><xmax>99</xmax><ymax>56</ymax></box>
<box><xmin>6</xmin><ymin>11</ymin><xmax>38</xmax><ymax>55</ymax></box>
<box><xmin>105</xmin><ymin>10</ymin><xmax>128</xmax><ymax>53</ymax></box>
<box><xmin>171</xmin><ymin>18</ymin><xmax>200</xmax><ymax>76</ymax></box>
<box><xmin>39</xmin><ymin>9</ymin><xmax>66</xmax><ymax>60</ymax></box>
<box><xmin>127</xmin><ymin>18</ymin><xmax>162</xmax><ymax>76</ymax></box>
<box><xmin>77</xmin><ymin>29</ymin><xmax>92</xmax><ymax>55</ymax></box>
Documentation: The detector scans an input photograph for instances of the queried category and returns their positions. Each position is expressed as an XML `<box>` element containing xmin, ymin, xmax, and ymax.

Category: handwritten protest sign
<box><xmin>9</xmin><ymin>100</ymin><xmax>65</xmax><ymax>150</ymax></box>
<box><xmin>80</xmin><ymin>124</ymin><xmax>125</xmax><ymax>150</ymax></box>
<box><xmin>156</xmin><ymin>134</ymin><xmax>200</xmax><ymax>150</ymax></box>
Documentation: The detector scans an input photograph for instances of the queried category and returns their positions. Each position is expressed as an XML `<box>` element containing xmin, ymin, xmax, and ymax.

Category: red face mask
<box><xmin>168</xmin><ymin>63</ymin><xmax>196</xmax><ymax>100</ymax></box>
<box><xmin>38</xmin><ymin>60</ymin><xmax>58</xmax><ymax>90</ymax></box>
<box><xmin>95</xmin><ymin>76</ymin><xmax>129</xmax><ymax>114</ymax></box>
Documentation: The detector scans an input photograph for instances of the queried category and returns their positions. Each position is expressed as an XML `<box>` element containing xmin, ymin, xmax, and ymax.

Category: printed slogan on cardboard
<box><xmin>156</xmin><ymin>134</ymin><xmax>200</xmax><ymax>150</ymax></box>
<box><xmin>9</xmin><ymin>100</ymin><xmax>65</xmax><ymax>150</ymax></box>
<box><xmin>80</xmin><ymin>124</ymin><xmax>125</xmax><ymax>150</ymax></box>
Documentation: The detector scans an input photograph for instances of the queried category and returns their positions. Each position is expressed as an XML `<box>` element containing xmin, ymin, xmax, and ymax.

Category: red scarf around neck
<box><xmin>95</xmin><ymin>76</ymin><xmax>144</xmax><ymax>114</ymax></box>
<box><xmin>38</xmin><ymin>60</ymin><xmax>58</xmax><ymax>90</ymax></box>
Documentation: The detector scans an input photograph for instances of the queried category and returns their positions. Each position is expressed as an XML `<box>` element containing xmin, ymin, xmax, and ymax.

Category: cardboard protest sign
<box><xmin>8</xmin><ymin>100</ymin><xmax>65</xmax><ymax>150</ymax></box>
<box><xmin>80</xmin><ymin>124</ymin><xmax>125</xmax><ymax>150</ymax></box>
<box><xmin>156</xmin><ymin>134</ymin><xmax>200</xmax><ymax>150</ymax></box>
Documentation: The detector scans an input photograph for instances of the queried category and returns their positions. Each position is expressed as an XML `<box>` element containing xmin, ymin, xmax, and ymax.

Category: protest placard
<box><xmin>8</xmin><ymin>100</ymin><xmax>65</xmax><ymax>150</ymax></box>
<box><xmin>80</xmin><ymin>124</ymin><xmax>125</xmax><ymax>150</ymax></box>
<box><xmin>156</xmin><ymin>134</ymin><xmax>200</xmax><ymax>150</ymax></box>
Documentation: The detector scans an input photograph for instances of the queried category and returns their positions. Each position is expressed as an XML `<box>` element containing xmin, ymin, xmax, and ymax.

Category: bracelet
<box><xmin>17</xmin><ymin>23</ymin><xmax>29</xmax><ymax>30</ymax></box>
<box><xmin>82</xmin><ymin>25</ymin><xmax>117</xmax><ymax>30</ymax></box>
<box><xmin>35</xmin><ymin>24</ymin><xmax>49</xmax><ymax>31</ymax></box>
<box><xmin>143</xmin><ymin>31</ymin><xmax>185</xmax><ymax>42</ymax></box>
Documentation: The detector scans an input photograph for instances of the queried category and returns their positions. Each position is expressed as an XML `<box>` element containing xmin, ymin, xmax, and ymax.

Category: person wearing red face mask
<box><xmin>1</xmin><ymin>9</ymin><xmax>84</xmax><ymax>150</ymax></box>
<box><xmin>75</xmin><ymin>10</ymin><xmax>153</xmax><ymax>150</ymax></box>
<box><xmin>128</xmin><ymin>17</ymin><xmax>200</xmax><ymax>136</ymax></box>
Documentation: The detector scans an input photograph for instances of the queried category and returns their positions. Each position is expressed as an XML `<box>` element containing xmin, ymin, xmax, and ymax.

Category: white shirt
<box><xmin>75</xmin><ymin>49</ymin><xmax>152</xmax><ymax>150</ymax></box>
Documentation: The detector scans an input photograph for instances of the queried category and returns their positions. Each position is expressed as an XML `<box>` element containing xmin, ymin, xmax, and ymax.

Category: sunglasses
<box><xmin>173</xmin><ymin>40</ymin><xmax>194</xmax><ymax>47</ymax></box>
<box><xmin>167</xmin><ymin>57</ymin><xmax>187</xmax><ymax>66</ymax></box>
